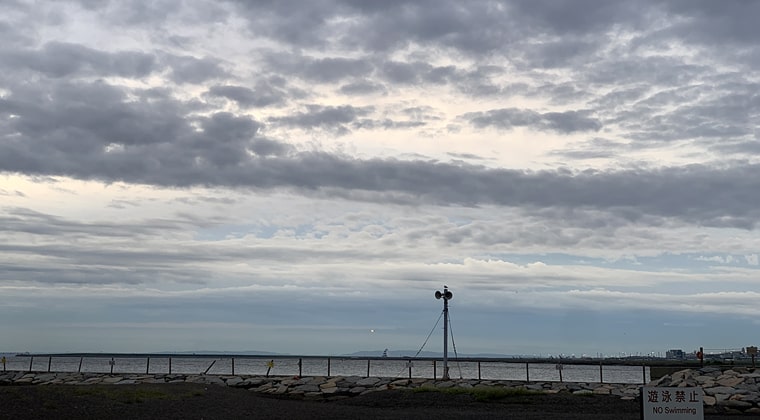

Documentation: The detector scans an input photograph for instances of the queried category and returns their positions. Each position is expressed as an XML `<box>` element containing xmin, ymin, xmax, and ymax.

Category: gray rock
<box><xmin>356</xmin><ymin>377</ymin><xmax>380</xmax><ymax>387</ymax></box>
<box><xmin>225</xmin><ymin>377</ymin><xmax>244</xmax><ymax>387</ymax></box>
<box><xmin>717</xmin><ymin>377</ymin><xmax>744</xmax><ymax>387</ymax></box>
<box><xmin>704</xmin><ymin>386</ymin><xmax>739</xmax><ymax>396</ymax></box>
<box><xmin>295</xmin><ymin>384</ymin><xmax>320</xmax><ymax>393</ymax></box>
<box><xmin>718</xmin><ymin>399</ymin><xmax>752</xmax><ymax>408</ymax></box>
<box><xmin>573</xmin><ymin>390</ymin><xmax>593</xmax><ymax>395</ymax></box>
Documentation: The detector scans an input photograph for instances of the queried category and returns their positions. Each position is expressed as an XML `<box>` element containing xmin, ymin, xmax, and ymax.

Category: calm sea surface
<box><xmin>2</xmin><ymin>355</ymin><xmax>650</xmax><ymax>384</ymax></box>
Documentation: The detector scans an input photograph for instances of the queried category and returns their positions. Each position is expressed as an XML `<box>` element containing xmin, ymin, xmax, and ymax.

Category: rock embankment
<box><xmin>648</xmin><ymin>366</ymin><xmax>760</xmax><ymax>415</ymax></box>
<box><xmin>0</xmin><ymin>371</ymin><xmax>642</xmax><ymax>399</ymax></box>
<box><xmin>3</xmin><ymin>366</ymin><xmax>759</xmax><ymax>415</ymax></box>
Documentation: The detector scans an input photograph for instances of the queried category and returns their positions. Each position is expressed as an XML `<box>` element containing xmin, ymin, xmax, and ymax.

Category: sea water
<box><xmin>2</xmin><ymin>355</ymin><xmax>649</xmax><ymax>384</ymax></box>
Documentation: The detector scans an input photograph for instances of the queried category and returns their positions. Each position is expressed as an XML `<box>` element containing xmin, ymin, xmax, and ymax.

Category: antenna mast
<box><xmin>434</xmin><ymin>285</ymin><xmax>453</xmax><ymax>380</ymax></box>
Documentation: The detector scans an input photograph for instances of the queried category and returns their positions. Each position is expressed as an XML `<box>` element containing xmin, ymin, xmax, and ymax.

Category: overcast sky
<box><xmin>2</xmin><ymin>0</ymin><xmax>760</xmax><ymax>357</ymax></box>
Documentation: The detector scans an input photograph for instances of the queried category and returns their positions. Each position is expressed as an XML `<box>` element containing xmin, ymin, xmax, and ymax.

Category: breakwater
<box><xmin>3</xmin><ymin>366</ymin><xmax>758</xmax><ymax>415</ymax></box>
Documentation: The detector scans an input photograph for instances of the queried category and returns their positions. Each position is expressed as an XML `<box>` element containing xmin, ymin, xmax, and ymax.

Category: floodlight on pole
<box><xmin>435</xmin><ymin>285</ymin><xmax>453</xmax><ymax>380</ymax></box>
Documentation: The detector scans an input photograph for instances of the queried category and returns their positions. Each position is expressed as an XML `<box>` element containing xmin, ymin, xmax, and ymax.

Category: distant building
<box><xmin>666</xmin><ymin>349</ymin><xmax>685</xmax><ymax>359</ymax></box>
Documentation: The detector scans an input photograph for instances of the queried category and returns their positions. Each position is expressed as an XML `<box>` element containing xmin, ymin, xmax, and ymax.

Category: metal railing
<box><xmin>1</xmin><ymin>354</ymin><xmax>656</xmax><ymax>384</ymax></box>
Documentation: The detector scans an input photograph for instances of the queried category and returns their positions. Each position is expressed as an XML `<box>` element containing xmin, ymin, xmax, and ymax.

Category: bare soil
<box><xmin>0</xmin><ymin>383</ymin><xmax>749</xmax><ymax>419</ymax></box>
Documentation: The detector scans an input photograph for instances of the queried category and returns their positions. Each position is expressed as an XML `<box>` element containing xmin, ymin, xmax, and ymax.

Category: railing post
<box><xmin>78</xmin><ymin>356</ymin><xmax>83</xmax><ymax>373</ymax></box>
<box><xmin>146</xmin><ymin>356</ymin><xmax>150</xmax><ymax>374</ymax></box>
<box><xmin>169</xmin><ymin>357</ymin><xmax>172</xmax><ymax>374</ymax></box>
<box><xmin>478</xmin><ymin>361</ymin><xmax>481</xmax><ymax>380</ymax></box>
<box><xmin>599</xmin><ymin>362</ymin><xmax>603</xmax><ymax>383</ymax></box>
<box><xmin>642</xmin><ymin>364</ymin><xmax>646</xmax><ymax>384</ymax></box>
<box><xmin>231</xmin><ymin>358</ymin><xmax>235</xmax><ymax>375</ymax></box>
<box><xmin>433</xmin><ymin>360</ymin><xmax>437</xmax><ymax>380</ymax></box>
<box><xmin>366</xmin><ymin>359</ymin><xmax>371</xmax><ymax>377</ymax></box>
<box><xmin>408</xmin><ymin>361</ymin><xmax>413</xmax><ymax>379</ymax></box>
<box><xmin>526</xmin><ymin>362</ymin><xmax>530</xmax><ymax>382</ymax></box>
<box><xmin>29</xmin><ymin>356</ymin><xmax>33</xmax><ymax>372</ymax></box>
<box><xmin>327</xmin><ymin>358</ymin><xmax>331</xmax><ymax>377</ymax></box>
<box><xmin>48</xmin><ymin>356</ymin><xmax>52</xmax><ymax>373</ymax></box>
<box><xmin>298</xmin><ymin>358</ymin><xmax>302</xmax><ymax>377</ymax></box>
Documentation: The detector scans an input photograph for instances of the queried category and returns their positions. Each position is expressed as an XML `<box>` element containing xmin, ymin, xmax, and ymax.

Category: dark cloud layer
<box><xmin>2</xmin><ymin>0</ymin><xmax>760</xmax><ymax>229</ymax></box>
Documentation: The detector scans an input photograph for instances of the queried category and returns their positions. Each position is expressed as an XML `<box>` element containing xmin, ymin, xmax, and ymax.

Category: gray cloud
<box><xmin>163</xmin><ymin>54</ymin><xmax>227</xmax><ymax>84</ymax></box>
<box><xmin>463</xmin><ymin>108</ymin><xmax>602</xmax><ymax>134</ymax></box>
<box><xmin>206</xmin><ymin>84</ymin><xmax>286</xmax><ymax>108</ymax></box>
<box><xmin>268</xmin><ymin>105</ymin><xmax>371</xmax><ymax>132</ymax></box>
<box><xmin>338</xmin><ymin>80</ymin><xmax>387</xmax><ymax>96</ymax></box>
<box><xmin>0</xmin><ymin>42</ymin><xmax>157</xmax><ymax>78</ymax></box>
<box><xmin>661</xmin><ymin>0</ymin><xmax>760</xmax><ymax>46</ymax></box>
<box><xmin>263</xmin><ymin>52</ymin><xmax>373</xmax><ymax>83</ymax></box>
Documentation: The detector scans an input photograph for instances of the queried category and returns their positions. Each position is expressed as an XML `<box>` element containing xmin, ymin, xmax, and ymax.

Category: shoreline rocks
<box><xmin>2</xmin><ymin>366</ymin><xmax>758</xmax><ymax>414</ymax></box>
<box><xmin>648</xmin><ymin>366</ymin><xmax>760</xmax><ymax>415</ymax></box>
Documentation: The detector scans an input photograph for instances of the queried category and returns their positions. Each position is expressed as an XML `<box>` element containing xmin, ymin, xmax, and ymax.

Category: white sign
<box><xmin>641</xmin><ymin>387</ymin><xmax>703</xmax><ymax>420</ymax></box>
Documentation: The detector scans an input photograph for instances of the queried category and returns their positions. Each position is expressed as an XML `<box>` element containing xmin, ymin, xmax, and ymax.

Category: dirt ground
<box><xmin>0</xmin><ymin>383</ymin><xmax>750</xmax><ymax>420</ymax></box>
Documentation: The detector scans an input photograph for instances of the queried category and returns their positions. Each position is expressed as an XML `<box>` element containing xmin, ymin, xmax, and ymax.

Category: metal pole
<box><xmin>29</xmin><ymin>356</ymin><xmax>33</xmax><ymax>372</ymax></box>
<box><xmin>366</xmin><ymin>359</ymin><xmax>371</xmax><ymax>377</ymax></box>
<box><xmin>433</xmin><ymin>360</ymin><xmax>436</xmax><ymax>380</ymax></box>
<box><xmin>231</xmin><ymin>358</ymin><xmax>235</xmax><ymax>375</ymax></box>
<box><xmin>478</xmin><ymin>361</ymin><xmax>481</xmax><ymax>380</ymax></box>
<box><xmin>599</xmin><ymin>362</ymin><xmax>603</xmax><ymax>383</ymax></box>
<box><xmin>48</xmin><ymin>356</ymin><xmax>52</xmax><ymax>372</ymax></box>
<box><xmin>443</xmin><ymin>293</ymin><xmax>449</xmax><ymax>380</ymax></box>
<box><xmin>146</xmin><ymin>357</ymin><xmax>150</xmax><ymax>374</ymax></box>
<box><xmin>298</xmin><ymin>358</ymin><xmax>302</xmax><ymax>377</ymax></box>
<box><xmin>327</xmin><ymin>358</ymin><xmax>331</xmax><ymax>377</ymax></box>
<box><xmin>204</xmin><ymin>360</ymin><xmax>216</xmax><ymax>375</ymax></box>
<box><xmin>169</xmin><ymin>357</ymin><xmax>172</xmax><ymax>374</ymax></box>
<box><xmin>78</xmin><ymin>357</ymin><xmax>83</xmax><ymax>373</ymax></box>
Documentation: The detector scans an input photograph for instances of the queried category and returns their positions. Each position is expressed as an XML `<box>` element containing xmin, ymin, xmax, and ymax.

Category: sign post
<box><xmin>641</xmin><ymin>387</ymin><xmax>703</xmax><ymax>420</ymax></box>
